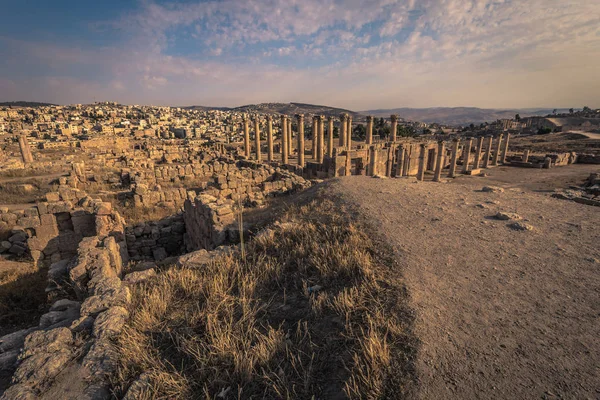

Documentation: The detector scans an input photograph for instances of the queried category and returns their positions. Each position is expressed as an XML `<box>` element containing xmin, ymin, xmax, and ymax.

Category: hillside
<box><xmin>0</xmin><ymin>101</ymin><xmax>56</xmax><ymax>108</ymax></box>
<box><xmin>361</xmin><ymin>107</ymin><xmax>572</xmax><ymax>125</ymax></box>
<box><xmin>185</xmin><ymin>102</ymin><xmax>362</xmax><ymax>118</ymax></box>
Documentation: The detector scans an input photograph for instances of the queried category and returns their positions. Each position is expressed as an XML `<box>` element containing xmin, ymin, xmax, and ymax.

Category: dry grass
<box><xmin>0</xmin><ymin>180</ymin><xmax>54</xmax><ymax>205</ymax></box>
<box><xmin>111</xmin><ymin>199</ymin><xmax>417</xmax><ymax>399</ymax></box>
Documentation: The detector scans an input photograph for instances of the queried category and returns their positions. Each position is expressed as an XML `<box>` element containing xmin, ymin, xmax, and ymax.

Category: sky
<box><xmin>0</xmin><ymin>0</ymin><xmax>599</xmax><ymax>110</ymax></box>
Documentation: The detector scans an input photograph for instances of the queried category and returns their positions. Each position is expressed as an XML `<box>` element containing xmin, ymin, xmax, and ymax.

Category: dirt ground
<box><xmin>324</xmin><ymin>164</ymin><xmax>600</xmax><ymax>399</ymax></box>
<box><xmin>510</xmin><ymin>132</ymin><xmax>600</xmax><ymax>155</ymax></box>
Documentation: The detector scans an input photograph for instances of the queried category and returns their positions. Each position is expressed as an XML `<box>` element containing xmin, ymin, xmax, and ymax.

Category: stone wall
<box><xmin>125</xmin><ymin>213</ymin><xmax>186</xmax><ymax>261</ymax></box>
<box><xmin>0</xmin><ymin>189</ymin><xmax>100</xmax><ymax>264</ymax></box>
<box><xmin>183</xmin><ymin>163</ymin><xmax>310</xmax><ymax>252</ymax></box>
<box><xmin>577</xmin><ymin>153</ymin><xmax>600</xmax><ymax>164</ymax></box>
<box><xmin>183</xmin><ymin>194</ymin><xmax>236</xmax><ymax>252</ymax></box>
<box><xmin>1</xmin><ymin>203</ymin><xmax>133</xmax><ymax>400</ymax></box>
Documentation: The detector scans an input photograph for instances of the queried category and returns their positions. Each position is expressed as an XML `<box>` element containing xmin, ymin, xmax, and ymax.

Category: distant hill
<box><xmin>361</xmin><ymin>107</ymin><xmax>572</xmax><ymax>126</ymax></box>
<box><xmin>0</xmin><ymin>101</ymin><xmax>56</xmax><ymax>108</ymax></box>
<box><xmin>184</xmin><ymin>102</ymin><xmax>362</xmax><ymax>118</ymax></box>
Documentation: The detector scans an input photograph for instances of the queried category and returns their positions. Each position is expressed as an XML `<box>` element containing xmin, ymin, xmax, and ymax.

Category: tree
<box><xmin>569</xmin><ymin>108</ymin><xmax>574</xmax><ymax>114</ymax></box>
<box><xmin>537</xmin><ymin>127</ymin><xmax>552</xmax><ymax>135</ymax></box>
<box><xmin>469</xmin><ymin>123</ymin><xmax>475</xmax><ymax>130</ymax></box>
<box><xmin>515</xmin><ymin>114</ymin><xmax>521</xmax><ymax>121</ymax></box>
<box><xmin>583</xmin><ymin>106</ymin><xmax>591</xmax><ymax>112</ymax></box>
<box><xmin>423</xmin><ymin>128</ymin><xmax>432</xmax><ymax>135</ymax></box>
<box><xmin>353</xmin><ymin>124</ymin><xmax>366</xmax><ymax>140</ymax></box>
<box><xmin>552</xmin><ymin>109</ymin><xmax>557</xmax><ymax>115</ymax></box>
<box><xmin>398</xmin><ymin>125</ymin><xmax>416</xmax><ymax>137</ymax></box>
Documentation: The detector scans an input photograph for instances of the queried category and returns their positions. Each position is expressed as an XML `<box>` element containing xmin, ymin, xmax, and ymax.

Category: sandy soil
<box><xmin>324</xmin><ymin>164</ymin><xmax>600</xmax><ymax>399</ymax></box>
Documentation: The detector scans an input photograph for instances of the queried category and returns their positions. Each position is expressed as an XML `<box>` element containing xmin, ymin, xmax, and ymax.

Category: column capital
<box><xmin>366</xmin><ymin>115</ymin><xmax>373</xmax><ymax>122</ymax></box>
<box><xmin>266</xmin><ymin>115</ymin><xmax>273</xmax><ymax>121</ymax></box>
<box><xmin>327</xmin><ymin>115</ymin><xmax>334</xmax><ymax>122</ymax></box>
<box><xmin>295</xmin><ymin>114</ymin><xmax>304</xmax><ymax>121</ymax></box>
<box><xmin>340</xmin><ymin>113</ymin><xmax>348</xmax><ymax>121</ymax></box>
<box><xmin>452</xmin><ymin>137</ymin><xmax>460</xmax><ymax>142</ymax></box>
<box><xmin>390</xmin><ymin>114</ymin><xmax>398</xmax><ymax>122</ymax></box>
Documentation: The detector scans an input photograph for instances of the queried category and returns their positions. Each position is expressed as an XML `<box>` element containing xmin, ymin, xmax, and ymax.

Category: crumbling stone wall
<box><xmin>0</xmin><ymin>189</ymin><xmax>100</xmax><ymax>264</ymax></box>
<box><xmin>183</xmin><ymin>163</ymin><xmax>310</xmax><ymax>252</ymax></box>
<box><xmin>1</xmin><ymin>204</ymin><xmax>132</xmax><ymax>400</ymax></box>
<box><xmin>577</xmin><ymin>153</ymin><xmax>600</xmax><ymax>164</ymax></box>
<box><xmin>126</xmin><ymin>213</ymin><xmax>186</xmax><ymax>261</ymax></box>
<box><xmin>183</xmin><ymin>194</ymin><xmax>236</xmax><ymax>251</ymax></box>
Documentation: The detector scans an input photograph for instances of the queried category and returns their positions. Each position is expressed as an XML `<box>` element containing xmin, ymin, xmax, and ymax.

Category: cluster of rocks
<box><xmin>132</xmin><ymin>183</ymin><xmax>198</xmax><ymax>209</ymax></box>
<box><xmin>553</xmin><ymin>172</ymin><xmax>600</xmax><ymax>206</ymax></box>
<box><xmin>1</xmin><ymin>204</ymin><xmax>134</xmax><ymax>399</ymax></box>
<box><xmin>183</xmin><ymin>194</ymin><xmax>237</xmax><ymax>252</ymax></box>
<box><xmin>206</xmin><ymin>162</ymin><xmax>311</xmax><ymax>205</ymax></box>
<box><xmin>0</xmin><ymin>185</ymin><xmax>124</xmax><ymax>266</ymax></box>
<box><xmin>507</xmin><ymin>151</ymin><xmax>577</xmax><ymax>168</ymax></box>
<box><xmin>125</xmin><ymin>213</ymin><xmax>186</xmax><ymax>261</ymax></box>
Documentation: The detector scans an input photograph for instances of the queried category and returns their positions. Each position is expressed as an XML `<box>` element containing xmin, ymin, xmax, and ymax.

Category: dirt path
<box><xmin>325</xmin><ymin>165</ymin><xmax>600</xmax><ymax>399</ymax></box>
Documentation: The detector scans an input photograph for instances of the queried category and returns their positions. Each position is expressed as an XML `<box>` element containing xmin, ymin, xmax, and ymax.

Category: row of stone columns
<box><xmin>241</xmin><ymin>114</ymin><xmax>511</xmax><ymax>177</ymax></box>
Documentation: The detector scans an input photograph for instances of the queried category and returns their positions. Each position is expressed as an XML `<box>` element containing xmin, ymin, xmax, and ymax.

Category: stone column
<box><xmin>346</xmin><ymin>115</ymin><xmax>353</xmax><ymax>150</ymax></box>
<box><xmin>339</xmin><ymin>114</ymin><xmax>347</xmax><ymax>148</ymax></box>
<box><xmin>254</xmin><ymin>118</ymin><xmax>261</xmax><ymax>162</ymax></box>
<box><xmin>474</xmin><ymin>136</ymin><xmax>484</xmax><ymax>169</ymax></box>
<box><xmin>403</xmin><ymin>145</ymin><xmax>412</xmax><ymax>176</ymax></box>
<box><xmin>492</xmin><ymin>134</ymin><xmax>503</xmax><ymax>166</ymax></box>
<box><xmin>366</xmin><ymin>116</ymin><xmax>373</xmax><ymax>145</ymax></box>
<box><xmin>386</xmin><ymin>146</ymin><xmax>394</xmax><ymax>177</ymax></box>
<box><xmin>433</xmin><ymin>141</ymin><xmax>445</xmax><ymax>182</ymax></box>
<box><xmin>501</xmin><ymin>133</ymin><xmax>510</xmax><ymax>164</ymax></box>
<box><xmin>266</xmin><ymin>115</ymin><xmax>274</xmax><ymax>162</ymax></box>
<box><xmin>462</xmin><ymin>137</ymin><xmax>473</xmax><ymax>174</ymax></box>
<box><xmin>317</xmin><ymin>116</ymin><xmax>324</xmax><ymax>163</ymax></box>
<box><xmin>243</xmin><ymin>116</ymin><xmax>250</xmax><ymax>159</ymax></box>
<box><xmin>482</xmin><ymin>136</ymin><xmax>493</xmax><ymax>168</ymax></box>
<box><xmin>417</xmin><ymin>144</ymin><xmax>427</xmax><ymax>181</ymax></box>
<box><xmin>523</xmin><ymin>149</ymin><xmax>530</xmax><ymax>162</ymax></box>
<box><xmin>448</xmin><ymin>138</ymin><xmax>460</xmax><ymax>178</ymax></box>
<box><xmin>281</xmin><ymin>115</ymin><xmax>288</xmax><ymax>164</ymax></box>
<box><xmin>18</xmin><ymin>135</ymin><xmax>34</xmax><ymax>164</ymax></box>
<box><xmin>390</xmin><ymin>115</ymin><xmax>398</xmax><ymax>142</ymax></box>
<box><xmin>368</xmin><ymin>146</ymin><xmax>377</xmax><ymax>176</ymax></box>
<box><xmin>395</xmin><ymin>145</ymin><xmax>405</xmax><ymax>177</ymax></box>
<box><xmin>345</xmin><ymin>152</ymin><xmax>352</xmax><ymax>176</ymax></box>
<box><xmin>296</xmin><ymin>114</ymin><xmax>305</xmax><ymax>167</ymax></box>
<box><xmin>312</xmin><ymin>116</ymin><xmax>318</xmax><ymax>160</ymax></box>
<box><xmin>327</xmin><ymin>116</ymin><xmax>334</xmax><ymax>157</ymax></box>
<box><xmin>287</xmin><ymin>118</ymin><xmax>293</xmax><ymax>155</ymax></box>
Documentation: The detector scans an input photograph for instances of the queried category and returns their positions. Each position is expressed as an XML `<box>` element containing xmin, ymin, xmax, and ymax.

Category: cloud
<box><xmin>0</xmin><ymin>0</ymin><xmax>599</xmax><ymax>109</ymax></box>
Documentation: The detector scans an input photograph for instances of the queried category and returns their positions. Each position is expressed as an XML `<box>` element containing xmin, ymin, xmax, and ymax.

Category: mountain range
<box><xmin>183</xmin><ymin>102</ymin><xmax>362</xmax><ymax>118</ymax></box>
<box><xmin>361</xmin><ymin>107</ymin><xmax>573</xmax><ymax>125</ymax></box>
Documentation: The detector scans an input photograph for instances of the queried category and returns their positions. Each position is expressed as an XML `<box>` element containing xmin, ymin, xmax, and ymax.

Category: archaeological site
<box><xmin>1</xmin><ymin>1</ymin><xmax>600</xmax><ymax>398</ymax></box>
<box><xmin>0</xmin><ymin>103</ymin><xmax>598</xmax><ymax>399</ymax></box>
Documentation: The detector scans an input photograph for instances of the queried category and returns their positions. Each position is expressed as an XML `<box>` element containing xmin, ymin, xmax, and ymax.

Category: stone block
<box><xmin>46</xmin><ymin>192</ymin><xmax>61</xmax><ymax>202</ymax></box>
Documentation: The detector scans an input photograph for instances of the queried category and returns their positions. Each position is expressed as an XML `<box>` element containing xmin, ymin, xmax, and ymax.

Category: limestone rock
<box><xmin>495</xmin><ymin>212</ymin><xmax>522</xmax><ymax>221</ymax></box>
<box><xmin>123</xmin><ymin>269</ymin><xmax>156</xmax><ymax>285</ymax></box>
<box><xmin>508</xmin><ymin>222</ymin><xmax>534</xmax><ymax>231</ymax></box>
<box><xmin>92</xmin><ymin>306</ymin><xmax>129</xmax><ymax>340</ymax></box>
<box><xmin>481</xmin><ymin>186</ymin><xmax>504</xmax><ymax>193</ymax></box>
